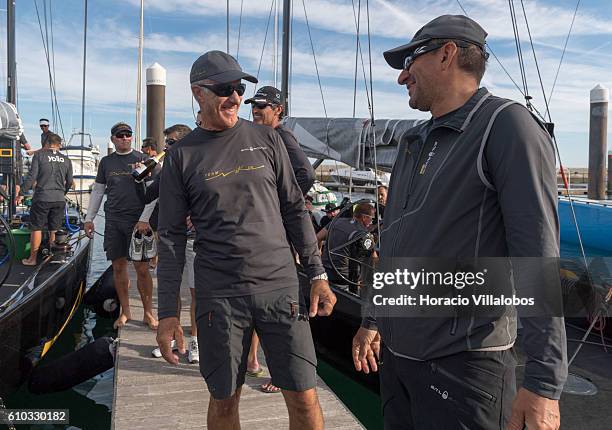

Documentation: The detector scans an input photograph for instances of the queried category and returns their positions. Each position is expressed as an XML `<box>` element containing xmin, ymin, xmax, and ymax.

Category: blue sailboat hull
<box><xmin>559</xmin><ymin>198</ymin><xmax>612</xmax><ymax>253</ymax></box>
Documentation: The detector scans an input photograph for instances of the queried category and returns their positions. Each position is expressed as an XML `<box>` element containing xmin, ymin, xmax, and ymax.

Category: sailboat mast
<box><xmin>281</xmin><ymin>0</ymin><xmax>291</xmax><ymax>116</ymax></box>
<box><xmin>135</xmin><ymin>0</ymin><xmax>144</xmax><ymax>150</ymax></box>
<box><xmin>6</xmin><ymin>0</ymin><xmax>16</xmax><ymax>105</ymax></box>
<box><xmin>80</xmin><ymin>0</ymin><xmax>88</xmax><ymax>147</ymax></box>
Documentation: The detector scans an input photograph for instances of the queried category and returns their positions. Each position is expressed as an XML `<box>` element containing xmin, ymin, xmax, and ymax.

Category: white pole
<box><xmin>135</xmin><ymin>0</ymin><xmax>145</xmax><ymax>151</ymax></box>
<box><xmin>274</xmin><ymin>0</ymin><xmax>279</xmax><ymax>87</ymax></box>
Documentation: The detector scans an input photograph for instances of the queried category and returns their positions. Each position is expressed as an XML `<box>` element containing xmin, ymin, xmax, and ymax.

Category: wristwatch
<box><xmin>311</xmin><ymin>272</ymin><xmax>328</xmax><ymax>283</ymax></box>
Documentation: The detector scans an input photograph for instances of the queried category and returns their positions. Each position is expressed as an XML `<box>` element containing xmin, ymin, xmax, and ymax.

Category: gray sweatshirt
<box><xmin>21</xmin><ymin>148</ymin><xmax>73</xmax><ymax>202</ymax></box>
<box><xmin>366</xmin><ymin>88</ymin><xmax>567</xmax><ymax>400</ymax></box>
<box><xmin>157</xmin><ymin>119</ymin><xmax>324</xmax><ymax>319</ymax></box>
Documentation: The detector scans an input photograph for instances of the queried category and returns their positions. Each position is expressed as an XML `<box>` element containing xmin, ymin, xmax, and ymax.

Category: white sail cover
<box><xmin>284</xmin><ymin>117</ymin><xmax>424</xmax><ymax>172</ymax></box>
<box><xmin>0</xmin><ymin>101</ymin><xmax>24</xmax><ymax>140</ymax></box>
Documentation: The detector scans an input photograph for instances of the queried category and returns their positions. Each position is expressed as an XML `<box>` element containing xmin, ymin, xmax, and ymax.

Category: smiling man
<box><xmin>352</xmin><ymin>15</ymin><xmax>567</xmax><ymax>430</ymax></box>
<box><xmin>156</xmin><ymin>50</ymin><xmax>336</xmax><ymax>430</ymax></box>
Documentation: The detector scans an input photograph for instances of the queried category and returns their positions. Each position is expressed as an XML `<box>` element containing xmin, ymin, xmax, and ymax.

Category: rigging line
<box><xmin>548</xmin><ymin>0</ymin><xmax>581</xmax><ymax>106</ymax></box>
<box><xmin>350</xmin><ymin>0</ymin><xmax>373</xmax><ymax>115</ymax></box>
<box><xmin>519</xmin><ymin>0</ymin><xmax>551</xmax><ymax>122</ymax></box>
<box><xmin>248</xmin><ymin>0</ymin><xmax>275</xmax><ymax>121</ymax></box>
<box><xmin>48</xmin><ymin>0</ymin><xmax>65</xmax><ymax>141</ymax></box>
<box><xmin>455</xmin><ymin>0</ymin><xmax>526</xmax><ymax>99</ymax></box>
<box><xmin>236</xmin><ymin>0</ymin><xmax>244</xmax><ymax>60</ymax></box>
<box><xmin>365</xmin><ymin>0</ymin><xmax>382</xmax><ymax>247</ymax></box>
<box><xmin>352</xmin><ymin>0</ymin><xmax>361</xmax><ymax>118</ymax></box>
<box><xmin>508</xmin><ymin>0</ymin><xmax>529</xmax><ymax>101</ymax></box>
<box><xmin>301</xmin><ymin>0</ymin><xmax>327</xmax><ymax>117</ymax></box>
<box><xmin>40</xmin><ymin>0</ymin><xmax>55</xmax><ymax>127</ymax></box>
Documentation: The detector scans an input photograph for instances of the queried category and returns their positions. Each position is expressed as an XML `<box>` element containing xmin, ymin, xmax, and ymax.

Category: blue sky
<box><xmin>3</xmin><ymin>0</ymin><xmax>612</xmax><ymax>167</ymax></box>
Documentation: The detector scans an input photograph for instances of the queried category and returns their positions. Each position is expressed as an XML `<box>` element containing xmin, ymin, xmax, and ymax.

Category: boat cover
<box><xmin>0</xmin><ymin>101</ymin><xmax>23</xmax><ymax>140</ymax></box>
<box><xmin>284</xmin><ymin>117</ymin><xmax>424</xmax><ymax>172</ymax></box>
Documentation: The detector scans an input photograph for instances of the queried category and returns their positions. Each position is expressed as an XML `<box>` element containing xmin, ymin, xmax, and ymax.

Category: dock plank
<box><xmin>112</xmin><ymin>267</ymin><xmax>363</xmax><ymax>429</ymax></box>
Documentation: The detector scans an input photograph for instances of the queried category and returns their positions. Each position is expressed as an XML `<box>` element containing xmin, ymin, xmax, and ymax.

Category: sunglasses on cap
<box><xmin>198</xmin><ymin>82</ymin><xmax>246</xmax><ymax>97</ymax></box>
<box><xmin>114</xmin><ymin>132</ymin><xmax>132</xmax><ymax>138</ymax></box>
<box><xmin>165</xmin><ymin>138</ymin><xmax>177</xmax><ymax>146</ymax></box>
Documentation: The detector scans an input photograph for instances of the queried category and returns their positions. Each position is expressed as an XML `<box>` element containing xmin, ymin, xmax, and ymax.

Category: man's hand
<box><xmin>83</xmin><ymin>221</ymin><xmax>95</xmax><ymax>238</ymax></box>
<box><xmin>156</xmin><ymin>317</ymin><xmax>186</xmax><ymax>365</ymax></box>
<box><xmin>352</xmin><ymin>327</ymin><xmax>380</xmax><ymax>374</ymax></box>
<box><xmin>186</xmin><ymin>216</ymin><xmax>193</xmax><ymax>231</ymax></box>
<box><xmin>135</xmin><ymin>221</ymin><xmax>151</xmax><ymax>234</ymax></box>
<box><xmin>507</xmin><ymin>388</ymin><xmax>560</xmax><ymax>430</ymax></box>
<box><xmin>309</xmin><ymin>280</ymin><xmax>336</xmax><ymax>317</ymax></box>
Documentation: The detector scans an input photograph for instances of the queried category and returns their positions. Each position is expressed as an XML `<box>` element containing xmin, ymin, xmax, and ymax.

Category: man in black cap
<box><xmin>352</xmin><ymin>15</ymin><xmax>566</xmax><ymax>430</ymax></box>
<box><xmin>318</xmin><ymin>202</ymin><xmax>339</xmax><ymax>230</ymax></box>
<box><xmin>156</xmin><ymin>50</ymin><xmax>336</xmax><ymax>429</ymax></box>
<box><xmin>83</xmin><ymin>122</ymin><xmax>157</xmax><ymax>331</ymax></box>
<box><xmin>244</xmin><ymin>85</ymin><xmax>316</xmax><ymax>393</ymax></box>
<box><xmin>245</xmin><ymin>86</ymin><xmax>315</xmax><ymax>195</ymax></box>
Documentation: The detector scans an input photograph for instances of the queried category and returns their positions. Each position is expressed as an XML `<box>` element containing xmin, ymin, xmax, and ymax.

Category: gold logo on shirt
<box><xmin>204</xmin><ymin>165</ymin><xmax>265</xmax><ymax>181</ymax></box>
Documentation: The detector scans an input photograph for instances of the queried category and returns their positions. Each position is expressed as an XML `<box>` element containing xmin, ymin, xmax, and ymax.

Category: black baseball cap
<box><xmin>190</xmin><ymin>50</ymin><xmax>258</xmax><ymax>84</ymax></box>
<box><xmin>244</xmin><ymin>86</ymin><xmax>282</xmax><ymax>105</ymax></box>
<box><xmin>111</xmin><ymin>122</ymin><xmax>132</xmax><ymax>136</ymax></box>
<box><xmin>324</xmin><ymin>203</ymin><xmax>340</xmax><ymax>212</ymax></box>
<box><xmin>383</xmin><ymin>15</ymin><xmax>487</xmax><ymax>70</ymax></box>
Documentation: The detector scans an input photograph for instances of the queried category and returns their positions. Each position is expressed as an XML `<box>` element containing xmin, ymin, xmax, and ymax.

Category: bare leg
<box><xmin>112</xmin><ymin>258</ymin><xmax>131</xmax><ymax>328</ymax></box>
<box><xmin>247</xmin><ymin>332</ymin><xmax>260</xmax><ymax>372</ymax></box>
<box><xmin>190</xmin><ymin>288</ymin><xmax>197</xmax><ymax>337</ymax></box>
<box><xmin>208</xmin><ymin>387</ymin><xmax>242</xmax><ymax>430</ymax></box>
<box><xmin>49</xmin><ymin>230</ymin><xmax>56</xmax><ymax>244</ymax></box>
<box><xmin>282</xmin><ymin>388</ymin><xmax>324</xmax><ymax>430</ymax></box>
<box><xmin>133</xmin><ymin>261</ymin><xmax>158</xmax><ymax>330</ymax></box>
<box><xmin>22</xmin><ymin>230</ymin><xmax>42</xmax><ymax>265</ymax></box>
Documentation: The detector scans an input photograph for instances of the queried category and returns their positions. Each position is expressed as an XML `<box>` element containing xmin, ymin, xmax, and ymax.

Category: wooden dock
<box><xmin>111</xmin><ymin>268</ymin><xmax>364</xmax><ymax>429</ymax></box>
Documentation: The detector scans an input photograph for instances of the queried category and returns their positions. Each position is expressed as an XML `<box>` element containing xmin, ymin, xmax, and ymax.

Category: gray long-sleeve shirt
<box><xmin>21</xmin><ymin>148</ymin><xmax>73</xmax><ymax>202</ymax></box>
<box><xmin>370</xmin><ymin>88</ymin><xmax>567</xmax><ymax>400</ymax></box>
<box><xmin>157</xmin><ymin>119</ymin><xmax>324</xmax><ymax>319</ymax></box>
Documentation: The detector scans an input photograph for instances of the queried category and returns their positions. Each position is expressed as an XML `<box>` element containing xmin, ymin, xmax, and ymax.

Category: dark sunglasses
<box><xmin>403</xmin><ymin>40</ymin><xmax>485</xmax><ymax>71</ymax></box>
<box><xmin>252</xmin><ymin>102</ymin><xmax>273</xmax><ymax>110</ymax></box>
<box><xmin>198</xmin><ymin>82</ymin><xmax>246</xmax><ymax>97</ymax></box>
<box><xmin>114</xmin><ymin>132</ymin><xmax>132</xmax><ymax>139</ymax></box>
<box><xmin>165</xmin><ymin>138</ymin><xmax>177</xmax><ymax>146</ymax></box>
<box><xmin>40</xmin><ymin>125</ymin><xmax>49</xmax><ymax>128</ymax></box>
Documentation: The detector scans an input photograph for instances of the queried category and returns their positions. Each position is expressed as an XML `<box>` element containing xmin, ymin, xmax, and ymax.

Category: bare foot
<box><xmin>113</xmin><ymin>313</ymin><xmax>130</xmax><ymax>329</ymax></box>
<box><xmin>143</xmin><ymin>313</ymin><xmax>158</xmax><ymax>330</ymax></box>
<box><xmin>21</xmin><ymin>258</ymin><xmax>37</xmax><ymax>266</ymax></box>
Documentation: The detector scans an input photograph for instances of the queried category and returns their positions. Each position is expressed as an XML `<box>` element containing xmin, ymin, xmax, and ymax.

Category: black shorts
<box><xmin>29</xmin><ymin>200</ymin><xmax>65</xmax><ymax>231</ymax></box>
<box><xmin>197</xmin><ymin>286</ymin><xmax>317</xmax><ymax>400</ymax></box>
<box><xmin>380</xmin><ymin>348</ymin><xmax>516</xmax><ymax>429</ymax></box>
<box><xmin>103</xmin><ymin>220</ymin><xmax>137</xmax><ymax>261</ymax></box>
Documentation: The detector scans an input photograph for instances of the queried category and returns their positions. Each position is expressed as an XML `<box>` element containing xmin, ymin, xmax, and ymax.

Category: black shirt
<box><xmin>95</xmin><ymin>150</ymin><xmax>147</xmax><ymax>222</ymax></box>
<box><xmin>157</xmin><ymin>119</ymin><xmax>324</xmax><ymax>318</ymax></box>
<box><xmin>276</xmin><ymin>124</ymin><xmax>315</xmax><ymax>195</ymax></box>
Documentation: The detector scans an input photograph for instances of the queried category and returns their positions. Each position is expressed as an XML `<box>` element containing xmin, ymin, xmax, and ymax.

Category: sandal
<box><xmin>246</xmin><ymin>367</ymin><xmax>265</xmax><ymax>378</ymax></box>
<box><xmin>260</xmin><ymin>381</ymin><xmax>281</xmax><ymax>393</ymax></box>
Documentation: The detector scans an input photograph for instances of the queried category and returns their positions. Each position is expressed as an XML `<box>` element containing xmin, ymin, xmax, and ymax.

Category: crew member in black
<box><xmin>245</xmin><ymin>84</ymin><xmax>317</xmax><ymax>393</ymax></box>
<box><xmin>246</xmin><ymin>85</ymin><xmax>315</xmax><ymax>195</ymax></box>
<box><xmin>376</xmin><ymin>185</ymin><xmax>387</xmax><ymax>219</ymax></box>
<box><xmin>39</xmin><ymin>118</ymin><xmax>52</xmax><ymax>147</ymax></box>
<box><xmin>20</xmin><ymin>132</ymin><xmax>73</xmax><ymax>266</ymax></box>
<box><xmin>317</xmin><ymin>202</ymin><xmax>375</xmax><ymax>289</ymax></box>
<box><xmin>156</xmin><ymin>50</ymin><xmax>336</xmax><ymax>429</ymax></box>
<box><xmin>83</xmin><ymin>122</ymin><xmax>158</xmax><ymax>331</ymax></box>
<box><xmin>319</xmin><ymin>202</ymin><xmax>339</xmax><ymax>229</ymax></box>
<box><xmin>353</xmin><ymin>15</ymin><xmax>566</xmax><ymax>430</ymax></box>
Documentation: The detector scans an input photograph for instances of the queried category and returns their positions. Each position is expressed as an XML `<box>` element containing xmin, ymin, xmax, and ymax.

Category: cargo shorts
<box><xmin>196</xmin><ymin>286</ymin><xmax>317</xmax><ymax>399</ymax></box>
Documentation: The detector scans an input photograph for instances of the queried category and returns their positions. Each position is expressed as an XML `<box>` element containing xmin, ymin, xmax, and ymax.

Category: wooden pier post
<box><xmin>146</xmin><ymin>63</ymin><xmax>166</xmax><ymax>154</ymax></box>
<box><xmin>588</xmin><ymin>84</ymin><xmax>608</xmax><ymax>200</ymax></box>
